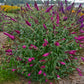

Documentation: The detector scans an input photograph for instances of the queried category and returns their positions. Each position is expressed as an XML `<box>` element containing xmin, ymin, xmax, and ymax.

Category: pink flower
<box><xmin>40</xmin><ymin>65</ymin><xmax>45</xmax><ymax>69</ymax></box>
<box><xmin>5</xmin><ymin>49</ymin><xmax>12</xmax><ymax>52</ymax></box>
<box><xmin>69</xmin><ymin>50</ymin><xmax>77</xmax><ymax>55</ymax></box>
<box><xmin>43</xmin><ymin>52</ymin><xmax>50</xmax><ymax>57</ymax></box>
<box><xmin>62</xmin><ymin>38</ymin><xmax>66</xmax><ymax>40</ymax></box>
<box><xmin>28</xmin><ymin>58</ymin><xmax>32</xmax><ymax>62</ymax></box>
<box><xmin>33</xmin><ymin>45</ymin><xmax>38</xmax><ymax>50</ymax></box>
<box><xmin>31</xmin><ymin>57</ymin><xmax>35</xmax><ymax>60</ymax></box>
<box><xmin>44</xmin><ymin>39</ymin><xmax>48</xmax><ymax>44</ymax></box>
<box><xmin>81</xmin><ymin>57</ymin><xmax>84</xmax><ymax>61</ymax></box>
<box><xmin>56</xmin><ymin>13</ymin><xmax>59</xmax><ymax>24</ymax></box>
<box><xmin>15</xmin><ymin>30</ymin><xmax>20</xmax><ymax>34</ymax></box>
<box><xmin>45</xmin><ymin>5</ymin><xmax>54</xmax><ymax>12</ymax></box>
<box><xmin>26</xmin><ymin>20</ymin><xmax>31</xmax><ymax>26</ymax></box>
<box><xmin>51</xmin><ymin>17</ymin><xmax>53</xmax><ymax>21</ymax></box>
<box><xmin>65</xmin><ymin>50</ymin><xmax>77</xmax><ymax>55</ymax></box>
<box><xmin>28</xmin><ymin>73</ymin><xmax>31</xmax><ymax>76</ymax></box>
<box><xmin>77</xmin><ymin>36</ymin><xmax>84</xmax><ymax>40</ymax></box>
<box><xmin>76</xmin><ymin>68</ymin><xmax>81</xmax><ymax>73</ymax></box>
<box><xmin>34</xmin><ymin>1</ymin><xmax>39</xmax><ymax>11</ymax></box>
<box><xmin>74</xmin><ymin>57</ymin><xmax>78</xmax><ymax>60</ymax></box>
<box><xmin>26</xmin><ymin>3</ymin><xmax>32</xmax><ymax>10</ymax></box>
<box><xmin>71</xmin><ymin>32</ymin><xmax>76</xmax><ymax>34</ymax></box>
<box><xmin>64</xmin><ymin>26</ymin><xmax>66</xmax><ymax>28</ymax></box>
<box><xmin>12</xmin><ymin>69</ymin><xmax>16</xmax><ymax>72</ymax></box>
<box><xmin>28</xmin><ymin>81</ymin><xmax>31</xmax><ymax>84</ymax></box>
<box><xmin>43</xmin><ymin>73</ymin><xmax>46</xmax><ymax>76</ymax></box>
<box><xmin>38</xmin><ymin>70</ymin><xmax>42</xmax><ymax>75</ymax></box>
<box><xmin>78</xmin><ymin>73</ymin><xmax>83</xmax><ymax>76</ymax></box>
<box><xmin>63</xmin><ymin>16</ymin><xmax>67</xmax><ymax>21</ymax></box>
<box><xmin>80</xmin><ymin>29</ymin><xmax>84</xmax><ymax>33</ymax></box>
<box><xmin>11</xmin><ymin>18</ymin><xmax>17</xmax><ymax>22</ymax></box>
<box><xmin>30</xmin><ymin>64</ymin><xmax>33</xmax><ymax>67</ymax></box>
<box><xmin>50</xmin><ymin>82</ymin><xmax>53</xmax><ymax>84</ymax></box>
<box><xmin>3</xmin><ymin>32</ymin><xmax>15</xmax><ymax>40</ymax></box>
<box><xmin>22</xmin><ymin>45</ymin><xmax>26</xmax><ymax>48</ymax></box>
<box><xmin>40</xmin><ymin>59</ymin><xmax>45</xmax><ymax>62</ymax></box>
<box><xmin>45</xmin><ymin>79</ymin><xmax>48</xmax><ymax>82</ymax></box>
<box><xmin>71</xmin><ymin>56</ymin><xmax>73</xmax><ymax>58</ymax></box>
<box><xmin>29</xmin><ymin>44</ymin><xmax>38</xmax><ymax>50</ymax></box>
<box><xmin>60</xmin><ymin>62</ymin><xmax>66</xmax><ymax>65</ymax></box>
<box><xmin>43</xmin><ymin>24</ymin><xmax>47</xmax><ymax>29</ymax></box>
<box><xmin>71</xmin><ymin>23</ymin><xmax>74</xmax><ymax>26</ymax></box>
<box><xmin>57</xmin><ymin>75</ymin><xmax>60</xmax><ymax>78</ymax></box>
<box><xmin>54</xmin><ymin>42</ymin><xmax>60</xmax><ymax>46</ymax></box>
<box><xmin>42</xmin><ymin>42</ymin><xmax>47</xmax><ymax>47</ymax></box>
<box><xmin>2</xmin><ymin>46</ymin><xmax>5</xmax><ymax>48</ymax></box>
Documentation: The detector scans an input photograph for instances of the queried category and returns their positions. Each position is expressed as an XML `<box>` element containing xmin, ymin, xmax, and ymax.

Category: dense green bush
<box><xmin>1</xmin><ymin>1</ymin><xmax>84</xmax><ymax>83</ymax></box>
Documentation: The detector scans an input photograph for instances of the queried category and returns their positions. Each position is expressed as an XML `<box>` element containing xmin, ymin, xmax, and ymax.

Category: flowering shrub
<box><xmin>2</xmin><ymin>1</ymin><xmax>84</xmax><ymax>83</ymax></box>
<box><xmin>0</xmin><ymin>5</ymin><xmax>20</xmax><ymax>13</ymax></box>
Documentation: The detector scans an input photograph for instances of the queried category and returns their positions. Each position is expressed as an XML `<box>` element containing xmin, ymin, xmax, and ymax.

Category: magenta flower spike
<box><xmin>76</xmin><ymin>68</ymin><xmax>82</xmax><ymax>73</ymax></box>
<box><xmin>5</xmin><ymin>49</ymin><xmax>12</xmax><ymax>52</ymax></box>
<box><xmin>45</xmin><ymin>5</ymin><xmax>54</xmax><ymax>12</ymax></box>
<box><xmin>39</xmin><ymin>59</ymin><xmax>45</xmax><ymax>62</ymax></box>
<box><xmin>81</xmin><ymin>57</ymin><xmax>84</xmax><ymax>61</ymax></box>
<box><xmin>50</xmin><ymin>82</ymin><xmax>53</xmax><ymax>84</ymax></box>
<box><xmin>44</xmin><ymin>39</ymin><xmax>48</xmax><ymax>44</ymax></box>
<box><xmin>28</xmin><ymin>73</ymin><xmax>31</xmax><ymax>76</ymax></box>
<box><xmin>65</xmin><ymin>50</ymin><xmax>77</xmax><ymax>55</ymax></box>
<box><xmin>43</xmin><ymin>24</ymin><xmax>47</xmax><ymax>29</ymax></box>
<box><xmin>54</xmin><ymin>42</ymin><xmax>60</xmax><ymax>46</ymax></box>
<box><xmin>42</xmin><ymin>43</ymin><xmax>47</xmax><ymax>47</ymax></box>
<box><xmin>26</xmin><ymin>3</ymin><xmax>32</xmax><ymax>10</ymax></box>
<box><xmin>42</xmin><ymin>52</ymin><xmax>50</xmax><ymax>57</ymax></box>
<box><xmin>12</xmin><ymin>69</ymin><xmax>16</xmax><ymax>72</ymax></box>
<box><xmin>28</xmin><ymin>81</ymin><xmax>31</xmax><ymax>84</ymax></box>
<box><xmin>38</xmin><ymin>70</ymin><xmax>42</xmax><ymax>75</ymax></box>
<box><xmin>40</xmin><ymin>65</ymin><xmax>45</xmax><ymax>69</ymax></box>
<box><xmin>56</xmin><ymin>13</ymin><xmax>59</xmax><ymax>24</ymax></box>
<box><xmin>22</xmin><ymin>45</ymin><xmax>26</xmax><ymax>48</ymax></box>
<box><xmin>43</xmin><ymin>73</ymin><xmax>46</xmax><ymax>76</ymax></box>
<box><xmin>78</xmin><ymin>73</ymin><xmax>83</xmax><ymax>76</ymax></box>
<box><xmin>34</xmin><ymin>1</ymin><xmax>39</xmax><ymax>11</ymax></box>
<box><xmin>15</xmin><ymin>30</ymin><xmax>20</xmax><ymax>34</ymax></box>
<box><xmin>80</xmin><ymin>29</ymin><xmax>84</xmax><ymax>33</ymax></box>
<box><xmin>60</xmin><ymin>62</ymin><xmax>66</xmax><ymax>65</ymax></box>
<box><xmin>25</xmin><ymin>20</ymin><xmax>31</xmax><ymax>26</ymax></box>
<box><xmin>51</xmin><ymin>17</ymin><xmax>53</xmax><ymax>21</ymax></box>
<box><xmin>57</xmin><ymin>75</ymin><xmax>60</xmax><ymax>78</ymax></box>
<box><xmin>30</xmin><ymin>64</ymin><xmax>33</xmax><ymax>67</ymax></box>
<box><xmin>3</xmin><ymin>32</ymin><xmax>15</xmax><ymax>40</ymax></box>
<box><xmin>28</xmin><ymin>58</ymin><xmax>32</xmax><ymax>62</ymax></box>
<box><xmin>11</xmin><ymin>18</ymin><xmax>17</xmax><ymax>22</ymax></box>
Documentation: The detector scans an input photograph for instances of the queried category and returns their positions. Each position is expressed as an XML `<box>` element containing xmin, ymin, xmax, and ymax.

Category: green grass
<box><xmin>0</xmin><ymin>66</ymin><xmax>19</xmax><ymax>83</ymax></box>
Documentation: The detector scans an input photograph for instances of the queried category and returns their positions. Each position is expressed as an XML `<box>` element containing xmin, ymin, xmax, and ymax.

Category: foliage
<box><xmin>1</xmin><ymin>1</ymin><xmax>84</xmax><ymax>83</ymax></box>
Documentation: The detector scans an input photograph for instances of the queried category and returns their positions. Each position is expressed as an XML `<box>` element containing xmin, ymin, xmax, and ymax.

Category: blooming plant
<box><xmin>2</xmin><ymin>0</ymin><xmax>84</xmax><ymax>83</ymax></box>
<box><xmin>0</xmin><ymin>5</ymin><xmax>20</xmax><ymax>13</ymax></box>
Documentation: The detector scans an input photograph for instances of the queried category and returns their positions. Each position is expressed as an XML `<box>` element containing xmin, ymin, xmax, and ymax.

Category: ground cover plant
<box><xmin>1</xmin><ymin>0</ymin><xmax>84</xmax><ymax>84</ymax></box>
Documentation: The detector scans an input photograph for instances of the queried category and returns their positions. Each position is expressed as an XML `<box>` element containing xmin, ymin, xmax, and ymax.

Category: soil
<box><xmin>0</xmin><ymin>32</ymin><xmax>84</xmax><ymax>84</ymax></box>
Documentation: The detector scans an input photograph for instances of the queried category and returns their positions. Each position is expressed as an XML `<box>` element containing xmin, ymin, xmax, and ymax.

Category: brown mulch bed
<box><xmin>0</xmin><ymin>32</ymin><xmax>84</xmax><ymax>84</ymax></box>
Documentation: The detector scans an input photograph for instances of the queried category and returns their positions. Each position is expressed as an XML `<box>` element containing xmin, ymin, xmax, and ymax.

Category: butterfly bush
<box><xmin>2</xmin><ymin>1</ymin><xmax>84</xmax><ymax>83</ymax></box>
